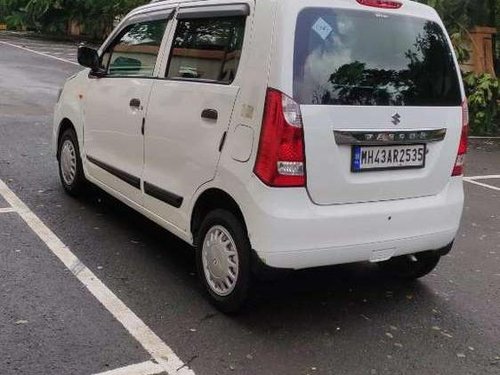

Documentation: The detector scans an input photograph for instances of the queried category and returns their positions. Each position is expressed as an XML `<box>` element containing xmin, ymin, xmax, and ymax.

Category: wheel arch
<box><xmin>190</xmin><ymin>188</ymin><xmax>248</xmax><ymax>244</ymax></box>
<box><xmin>56</xmin><ymin>118</ymin><xmax>76</xmax><ymax>160</ymax></box>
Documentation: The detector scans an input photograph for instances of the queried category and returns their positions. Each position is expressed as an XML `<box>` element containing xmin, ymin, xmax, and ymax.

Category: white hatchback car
<box><xmin>54</xmin><ymin>0</ymin><xmax>467</xmax><ymax>312</ymax></box>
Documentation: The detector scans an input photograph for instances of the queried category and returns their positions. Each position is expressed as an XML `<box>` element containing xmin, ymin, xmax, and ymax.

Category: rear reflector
<box><xmin>452</xmin><ymin>100</ymin><xmax>469</xmax><ymax>176</ymax></box>
<box><xmin>356</xmin><ymin>0</ymin><xmax>403</xmax><ymax>9</ymax></box>
<box><xmin>254</xmin><ymin>89</ymin><xmax>306</xmax><ymax>187</ymax></box>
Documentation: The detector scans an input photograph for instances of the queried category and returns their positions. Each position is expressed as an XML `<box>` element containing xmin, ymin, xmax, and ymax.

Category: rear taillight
<box><xmin>254</xmin><ymin>89</ymin><xmax>306</xmax><ymax>187</ymax></box>
<box><xmin>452</xmin><ymin>100</ymin><xmax>469</xmax><ymax>176</ymax></box>
<box><xmin>356</xmin><ymin>0</ymin><xmax>403</xmax><ymax>9</ymax></box>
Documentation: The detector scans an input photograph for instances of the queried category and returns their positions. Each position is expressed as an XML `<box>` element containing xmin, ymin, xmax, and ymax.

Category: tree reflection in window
<box><xmin>106</xmin><ymin>19</ymin><xmax>167</xmax><ymax>77</ymax></box>
<box><xmin>294</xmin><ymin>9</ymin><xmax>461</xmax><ymax>106</ymax></box>
<box><xmin>167</xmin><ymin>16</ymin><xmax>246</xmax><ymax>83</ymax></box>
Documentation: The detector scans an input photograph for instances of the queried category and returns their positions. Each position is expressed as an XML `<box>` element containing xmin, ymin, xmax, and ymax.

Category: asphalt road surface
<box><xmin>1</xmin><ymin>34</ymin><xmax>500</xmax><ymax>375</ymax></box>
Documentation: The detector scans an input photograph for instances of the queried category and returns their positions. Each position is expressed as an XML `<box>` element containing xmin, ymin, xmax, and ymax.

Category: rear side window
<box><xmin>166</xmin><ymin>16</ymin><xmax>246</xmax><ymax>83</ymax></box>
<box><xmin>103</xmin><ymin>19</ymin><xmax>167</xmax><ymax>77</ymax></box>
<box><xmin>294</xmin><ymin>8</ymin><xmax>462</xmax><ymax>106</ymax></box>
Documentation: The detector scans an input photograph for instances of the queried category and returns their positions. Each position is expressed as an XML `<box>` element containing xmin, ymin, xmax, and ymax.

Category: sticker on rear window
<box><xmin>311</xmin><ymin>17</ymin><xmax>333</xmax><ymax>40</ymax></box>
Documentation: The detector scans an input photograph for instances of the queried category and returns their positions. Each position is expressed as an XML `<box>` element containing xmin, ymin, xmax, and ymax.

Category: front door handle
<box><xmin>130</xmin><ymin>98</ymin><xmax>141</xmax><ymax>109</ymax></box>
<box><xmin>201</xmin><ymin>108</ymin><xmax>218</xmax><ymax>121</ymax></box>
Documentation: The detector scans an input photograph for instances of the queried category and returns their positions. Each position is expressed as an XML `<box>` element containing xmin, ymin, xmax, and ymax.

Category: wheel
<box><xmin>58</xmin><ymin>128</ymin><xmax>87</xmax><ymax>196</ymax></box>
<box><xmin>196</xmin><ymin>209</ymin><xmax>251</xmax><ymax>313</ymax></box>
<box><xmin>378</xmin><ymin>252</ymin><xmax>441</xmax><ymax>280</ymax></box>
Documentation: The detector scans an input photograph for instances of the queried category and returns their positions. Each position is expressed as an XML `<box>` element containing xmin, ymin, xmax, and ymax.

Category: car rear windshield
<box><xmin>293</xmin><ymin>8</ymin><xmax>462</xmax><ymax>106</ymax></box>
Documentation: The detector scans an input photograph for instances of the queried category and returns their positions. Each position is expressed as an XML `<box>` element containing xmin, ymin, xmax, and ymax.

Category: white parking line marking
<box><xmin>464</xmin><ymin>178</ymin><xmax>500</xmax><ymax>192</ymax></box>
<box><xmin>465</xmin><ymin>175</ymin><xmax>500</xmax><ymax>180</ymax></box>
<box><xmin>0</xmin><ymin>41</ymin><xmax>79</xmax><ymax>65</ymax></box>
<box><xmin>0</xmin><ymin>207</ymin><xmax>16</xmax><ymax>214</ymax></box>
<box><xmin>93</xmin><ymin>360</ymin><xmax>165</xmax><ymax>375</ymax></box>
<box><xmin>0</xmin><ymin>179</ymin><xmax>194</xmax><ymax>375</ymax></box>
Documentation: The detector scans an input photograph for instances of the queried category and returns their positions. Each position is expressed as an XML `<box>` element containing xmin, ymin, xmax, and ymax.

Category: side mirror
<box><xmin>77</xmin><ymin>46</ymin><xmax>105</xmax><ymax>76</ymax></box>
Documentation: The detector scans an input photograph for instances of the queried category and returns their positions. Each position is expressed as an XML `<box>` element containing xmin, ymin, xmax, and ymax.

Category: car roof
<box><xmin>129</xmin><ymin>0</ymin><xmax>436</xmax><ymax>21</ymax></box>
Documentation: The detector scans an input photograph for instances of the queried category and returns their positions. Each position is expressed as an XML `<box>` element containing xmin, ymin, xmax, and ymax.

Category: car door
<box><xmin>142</xmin><ymin>1</ymin><xmax>252</xmax><ymax>230</ymax></box>
<box><xmin>83</xmin><ymin>12</ymin><xmax>172</xmax><ymax>204</ymax></box>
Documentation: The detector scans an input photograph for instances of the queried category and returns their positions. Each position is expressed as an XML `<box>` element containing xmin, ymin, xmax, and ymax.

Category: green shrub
<box><xmin>0</xmin><ymin>0</ymin><xmax>149</xmax><ymax>38</ymax></box>
<box><xmin>463</xmin><ymin>73</ymin><xmax>500</xmax><ymax>135</ymax></box>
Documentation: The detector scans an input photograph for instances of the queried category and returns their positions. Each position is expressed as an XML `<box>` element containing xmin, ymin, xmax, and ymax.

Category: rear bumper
<box><xmin>245</xmin><ymin>177</ymin><xmax>464</xmax><ymax>270</ymax></box>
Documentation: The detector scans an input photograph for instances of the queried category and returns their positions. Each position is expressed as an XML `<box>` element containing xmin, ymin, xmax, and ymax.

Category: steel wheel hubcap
<box><xmin>202</xmin><ymin>225</ymin><xmax>239</xmax><ymax>297</ymax></box>
<box><xmin>60</xmin><ymin>139</ymin><xmax>77</xmax><ymax>186</ymax></box>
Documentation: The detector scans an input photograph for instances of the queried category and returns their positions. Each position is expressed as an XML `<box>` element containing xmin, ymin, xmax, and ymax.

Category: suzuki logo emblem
<box><xmin>391</xmin><ymin>113</ymin><xmax>401</xmax><ymax>125</ymax></box>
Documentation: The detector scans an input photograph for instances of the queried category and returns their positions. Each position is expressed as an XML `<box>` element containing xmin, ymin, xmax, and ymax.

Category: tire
<box><xmin>195</xmin><ymin>209</ymin><xmax>251</xmax><ymax>313</ymax></box>
<box><xmin>58</xmin><ymin>128</ymin><xmax>87</xmax><ymax>196</ymax></box>
<box><xmin>378</xmin><ymin>252</ymin><xmax>441</xmax><ymax>280</ymax></box>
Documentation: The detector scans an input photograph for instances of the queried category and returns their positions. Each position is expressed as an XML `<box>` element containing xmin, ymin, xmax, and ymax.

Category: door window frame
<box><xmin>161</xmin><ymin>2</ymin><xmax>252</xmax><ymax>86</ymax></box>
<box><xmin>96</xmin><ymin>9</ymin><xmax>175</xmax><ymax>79</ymax></box>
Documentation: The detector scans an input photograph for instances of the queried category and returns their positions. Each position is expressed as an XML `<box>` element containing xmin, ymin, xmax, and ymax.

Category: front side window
<box><xmin>294</xmin><ymin>8</ymin><xmax>462</xmax><ymax>106</ymax></box>
<box><xmin>166</xmin><ymin>16</ymin><xmax>246</xmax><ymax>83</ymax></box>
<box><xmin>102</xmin><ymin>19</ymin><xmax>167</xmax><ymax>77</ymax></box>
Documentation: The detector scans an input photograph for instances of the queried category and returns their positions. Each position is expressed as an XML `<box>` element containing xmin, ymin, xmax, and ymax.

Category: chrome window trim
<box><xmin>334</xmin><ymin>129</ymin><xmax>447</xmax><ymax>146</ymax></box>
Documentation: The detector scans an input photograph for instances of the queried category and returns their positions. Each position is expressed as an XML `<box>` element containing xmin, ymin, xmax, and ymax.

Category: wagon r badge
<box><xmin>392</xmin><ymin>113</ymin><xmax>401</xmax><ymax>125</ymax></box>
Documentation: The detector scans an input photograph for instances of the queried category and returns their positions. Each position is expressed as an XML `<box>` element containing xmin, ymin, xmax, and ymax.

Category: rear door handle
<box><xmin>130</xmin><ymin>98</ymin><xmax>141</xmax><ymax>109</ymax></box>
<box><xmin>201</xmin><ymin>108</ymin><xmax>218</xmax><ymax>121</ymax></box>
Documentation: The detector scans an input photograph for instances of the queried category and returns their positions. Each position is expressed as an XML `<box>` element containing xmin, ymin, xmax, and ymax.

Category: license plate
<box><xmin>352</xmin><ymin>144</ymin><xmax>426</xmax><ymax>172</ymax></box>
